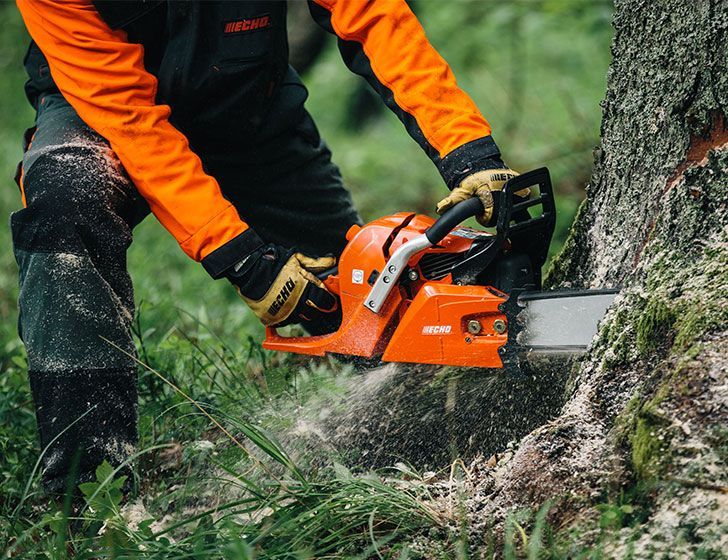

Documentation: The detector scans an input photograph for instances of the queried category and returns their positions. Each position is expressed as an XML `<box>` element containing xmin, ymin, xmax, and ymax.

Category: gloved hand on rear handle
<box><xmin>436</xmin><ymin>162</ymin><xmax>529</xmax><ymax>227</ymax></box>
<box><xmin>227</xmin><ymin>244</ymin><xmax>340</xmax><ymax>334</ymax></box>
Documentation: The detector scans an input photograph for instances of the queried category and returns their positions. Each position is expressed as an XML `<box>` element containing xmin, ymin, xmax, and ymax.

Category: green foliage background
<box><xmin>0</xmin><ymin>1</ymin><xmax>615</xmax><ymax>556</ymax></box>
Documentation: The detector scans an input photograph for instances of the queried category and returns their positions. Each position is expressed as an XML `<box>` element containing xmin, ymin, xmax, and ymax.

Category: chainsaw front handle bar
<box><xmin>319</xmin><ymin>197</ymin><xmax>483</xmax><ymax>286</ymax></box>
<box><xmin>365</xmin><ymin>180</ymin><xmax>502</xmax><ymax>313</ymax></box>
<box><xmin>425</xmin><ymin>197</ymin><xmax>484</xmax><ymax>245</ymax></box>
<box><xmin>364</xmin><ymin>168</ymin><xmax>553</xmax><ymax>314</ymax></box>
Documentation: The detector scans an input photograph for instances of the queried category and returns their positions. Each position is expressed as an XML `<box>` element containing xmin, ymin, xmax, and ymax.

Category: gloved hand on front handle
<box><xmin>436</xmin><ymin>164</ymin><xmax>529</xmax><ymax>227</ymax></box>
<box><xmin>226</xmin><ymin>244</ymin><xmax>340</xmax><ymax>333</ymax></box>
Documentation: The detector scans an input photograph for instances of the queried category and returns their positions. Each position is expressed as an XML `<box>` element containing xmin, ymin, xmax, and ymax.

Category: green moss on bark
<box><xmin>629</xmin><ymin>406</ymin><xmax>671</xmax><ymax>481</ymax></box>
<box><xmin>636</xmin><ymin>299</ymin><xmax>676</xmax><ymax>356</ymax></box>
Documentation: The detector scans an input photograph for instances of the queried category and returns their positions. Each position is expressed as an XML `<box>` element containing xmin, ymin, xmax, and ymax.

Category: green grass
<box><xmin>0</xmin><ymin>1</ymin><xmax>616</xmax><ymax>557</ymax></box>
<box><xmin>0</xmin><ymin>320</ymin><xmax>650</xmax><ymax>557</ymax></box>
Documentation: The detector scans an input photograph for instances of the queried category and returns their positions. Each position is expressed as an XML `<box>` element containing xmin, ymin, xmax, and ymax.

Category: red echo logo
<box><xmin>223</xmin><ymin>15</ymin><xmax>271</xmax><ymax>34</ymax></box>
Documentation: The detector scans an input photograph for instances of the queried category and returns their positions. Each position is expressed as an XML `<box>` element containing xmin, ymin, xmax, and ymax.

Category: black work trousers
<box><xmin>11</xmin><ymin>93</ymin><xmax>360</xmax><ymax>493</ymax></box>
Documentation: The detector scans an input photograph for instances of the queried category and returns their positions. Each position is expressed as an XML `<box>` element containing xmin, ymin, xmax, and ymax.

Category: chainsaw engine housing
<box><xmin>263</xmin><ymin>168</ymin><xmax>556</xmax><ymax>368</ymax></box>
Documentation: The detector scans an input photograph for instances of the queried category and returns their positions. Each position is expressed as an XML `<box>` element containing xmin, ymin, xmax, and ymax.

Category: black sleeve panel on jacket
<box><xmin>307</xmin><ymin>0</ymin><xmax>501</xmax><ymax>188</ymax></box>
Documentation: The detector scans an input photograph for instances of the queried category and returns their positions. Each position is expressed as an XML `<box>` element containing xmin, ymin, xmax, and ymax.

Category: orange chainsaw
<box><xmin>264</xmin><ymin>168</ymin><xmax>617</xmax><ymax>369</ymax></box>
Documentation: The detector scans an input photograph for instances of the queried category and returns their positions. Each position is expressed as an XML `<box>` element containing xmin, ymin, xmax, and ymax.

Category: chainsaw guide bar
<box><xmin>516</xmin><ymin>289</ymin><xmax>619</xmax><ymax>351</ymax></box>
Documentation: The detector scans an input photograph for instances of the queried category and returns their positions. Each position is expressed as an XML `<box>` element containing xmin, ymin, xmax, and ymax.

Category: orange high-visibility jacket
<box><xmin>17</xmin><ymin>0</ymin><xmax>497</xmax><ymax>262</ymax></box>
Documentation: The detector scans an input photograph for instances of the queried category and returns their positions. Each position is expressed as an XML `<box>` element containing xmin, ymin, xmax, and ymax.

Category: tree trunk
<box><xmin>321</xmin><ymin>0</ymin><xmax>727</xmax><ymax>553</ymax></box>
<box><xmin>465</xmin><ymin>0</ymin><xmax>728</xmax><ymax>553</ymax></box>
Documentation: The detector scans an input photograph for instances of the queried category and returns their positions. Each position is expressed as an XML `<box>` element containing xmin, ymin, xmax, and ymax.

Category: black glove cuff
<box><xmin>201</xmin><ymin>229</ymin><xmax>265</xmax><ymax>279</ymax></box>
<box><xmin>437</xmin><ymin>135</ymin><xmax>507</xmax><ymax>190</ymax></box>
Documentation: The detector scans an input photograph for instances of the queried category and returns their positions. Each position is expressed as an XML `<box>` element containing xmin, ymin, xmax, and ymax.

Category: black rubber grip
<box><xmin>316</xmin><ymin>266</ymin><xmax>338</xmax><ymax>281</ymax></box>
<box><xmin>425</xmin><ymin>197</ymin><xmax>484</xmax><ymax>245</ymax></box>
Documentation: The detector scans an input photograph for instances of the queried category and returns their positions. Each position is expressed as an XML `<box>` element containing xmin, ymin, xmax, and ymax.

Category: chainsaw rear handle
<box><xmin>425</xmin><ymin>197</ymin><xmax>484</xmax><ymax>245</ymax></box>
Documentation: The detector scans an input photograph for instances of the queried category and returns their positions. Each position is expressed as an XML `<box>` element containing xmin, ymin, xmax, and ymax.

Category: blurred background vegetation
<box><xmin>0</xmin><ymin>0</ymin><xmax>613</xmax><ymax>348</ymax></box>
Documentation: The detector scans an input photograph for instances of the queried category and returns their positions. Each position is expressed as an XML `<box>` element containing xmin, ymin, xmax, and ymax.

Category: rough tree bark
<box><xmin>466</xmin><ymin>0</ymin><xmax>728</xmax><ymax>553</ymax></box>
<box><xmin>320</xmin><ymin>0</ymin><xmax>727</xmax><ymax>554</ymax></box>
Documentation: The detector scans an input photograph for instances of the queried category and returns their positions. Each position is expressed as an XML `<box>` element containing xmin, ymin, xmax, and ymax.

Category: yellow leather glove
<box><xmin>228</xmin><ymin>244</ymin><xmax>339</xmax><ymax>331</ymax></box>
<box><xmin>436</xmin><ymin>168</ymin><xmax>529</xmax><ymax>226</ymax></box>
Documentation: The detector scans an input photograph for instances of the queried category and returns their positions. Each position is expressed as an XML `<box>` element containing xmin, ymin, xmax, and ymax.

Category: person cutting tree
<box><xmin>13</xmin><ymin>0</ymin><xmax>526</xmax><ymax>495</ymax></box>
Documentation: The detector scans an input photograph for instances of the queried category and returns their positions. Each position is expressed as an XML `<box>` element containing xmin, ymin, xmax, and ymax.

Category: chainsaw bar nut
<box><xmin>493</xmin><ymin>319</ymin><xmax>507</xmax><ymax>334</ymax></box>
<box><xmin>467</xmin><ymin>320</ymin><xmax>482</xmax><ymax>334</ymax></box>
